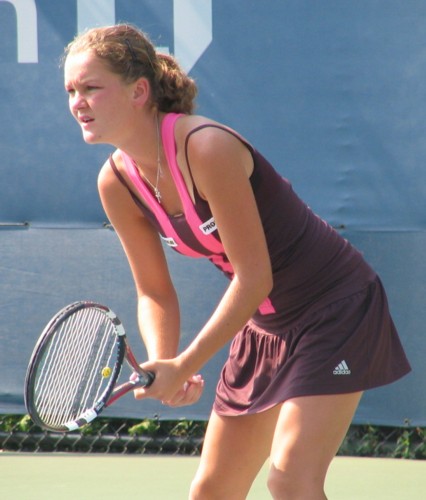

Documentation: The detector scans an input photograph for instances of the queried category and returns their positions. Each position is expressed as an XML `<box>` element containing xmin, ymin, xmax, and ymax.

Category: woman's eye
<box><xmin>65</xmin><ymin>85</ymin><xmax>101</xmax><ymax>97</ymax></box>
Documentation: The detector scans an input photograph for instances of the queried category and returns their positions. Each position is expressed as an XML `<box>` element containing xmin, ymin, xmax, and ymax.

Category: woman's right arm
<box><xmin>97</xmin><ymin>157</ymin><xmax>180</xmax><ymax>361</ymax></box>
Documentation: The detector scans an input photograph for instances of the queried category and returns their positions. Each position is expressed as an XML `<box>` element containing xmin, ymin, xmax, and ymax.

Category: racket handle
<box><xmin>124</xmin><ymin>344</ymin><xmax>155</xmax><ymax>387</ymax></box>
<box><xmin>107</xmin><ymin>370</ymin><xmax>155</xmax><ymax>407</ymax></box>
<box><xmin>133</xmin><ymin>370</ymin><xmax>155</xmax><ymax>388</ymax></box>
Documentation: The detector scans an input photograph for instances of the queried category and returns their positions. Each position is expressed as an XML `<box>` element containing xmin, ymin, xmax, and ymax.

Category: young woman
<box><xmin>63</xmin><ymin>24</ymin><xmax>410</xmax><ymax>499</ymax></box>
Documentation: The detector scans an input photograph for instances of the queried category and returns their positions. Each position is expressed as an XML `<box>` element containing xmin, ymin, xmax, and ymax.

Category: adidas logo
<box><xmin>333</xmin><ymin>360</ymin><xmax>351</xmax><ymax>375</ymax></box>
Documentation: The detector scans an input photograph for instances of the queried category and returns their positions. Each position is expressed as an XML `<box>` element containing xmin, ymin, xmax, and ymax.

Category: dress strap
<box><xmin>161</xmin><ymin>114</ymin><xmax>225</xmax><ymax>255</ymax></box>
<box><xmin>118</xmin><ymin>140</ymin><xmax>203</xmax><ymax>258</ymax></box>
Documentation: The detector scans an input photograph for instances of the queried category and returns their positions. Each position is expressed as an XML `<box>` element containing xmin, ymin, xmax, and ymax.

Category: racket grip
<box><xmin>133</xmin><ymin>370</ymin><xmax>155</xmax><ymax>388</ymax></box>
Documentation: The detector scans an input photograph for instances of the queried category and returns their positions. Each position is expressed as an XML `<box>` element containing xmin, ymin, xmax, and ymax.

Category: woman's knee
<box><xmin>267</xmin><ymin>465</ymin><xmax>326</xmax><ymax>500</ymax></box>
<box><xmin>189</xmin><ymin>474</ymin><xmax>245</xmax><ymax>500</ymax></box>
<box><xmin>189</xmin><ymin>474</ymin><xmax>214</xmax><ymax>500</ymax></box>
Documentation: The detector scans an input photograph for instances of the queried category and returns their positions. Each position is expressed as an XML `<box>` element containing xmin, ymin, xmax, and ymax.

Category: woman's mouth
<box><xmin>79</xmin><ymin>115</ymin><xmax>94</xmax><ymax>125</ymax></box>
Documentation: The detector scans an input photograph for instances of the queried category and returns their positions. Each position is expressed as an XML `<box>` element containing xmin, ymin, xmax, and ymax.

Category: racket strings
<box><xmin>37</xmin><ymin>313</ymin><xmax>89</xmax><ymax>419</ymax></box>
<box><xmin>43</xmin><ymin>310</ymin><xmax>106</xmax><ymax>424</ymax></box>
<box><xmin>71</xmin><ymin>310</ymin><xmax>116</xmax><ymax>414</ymax></box>
<box><xmin>37</xmin><ymin>310</ymin><xmax>116</xmax><ymax>426</ymax></box>
<box><xmin>34</xmin><ymin>307</ymin><xmax>119</xmax><ymax>427</ymax></box>
<box><xmin>36</xmin><ymin>311</ymin><xmax>94</xmax><ymax>424</ymax></box>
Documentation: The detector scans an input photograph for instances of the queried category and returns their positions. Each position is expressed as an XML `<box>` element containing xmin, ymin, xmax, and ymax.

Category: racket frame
<box><xmin>25</xmin><ymin>301</ymin><xmax>154</xmax><ymax>432</ymax></box>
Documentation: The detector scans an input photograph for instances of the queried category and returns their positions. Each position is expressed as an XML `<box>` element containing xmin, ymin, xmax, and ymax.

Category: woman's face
<box><xmin>64</xmin><ymin>50</ymin><xmax>137</xmax><ymax>145</ymax></box>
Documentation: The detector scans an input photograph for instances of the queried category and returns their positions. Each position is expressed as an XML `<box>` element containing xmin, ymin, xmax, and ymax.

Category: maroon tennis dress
<box><xmin>110</xmin><ymin>113</ymin><xmax>411</xmax><ymax>416</ymax></box>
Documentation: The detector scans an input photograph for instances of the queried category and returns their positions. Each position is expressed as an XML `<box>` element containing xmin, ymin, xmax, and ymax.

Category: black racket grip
<box><xmin>134</xmin><ymin>370</ymin><xmax>155</xmax><ymax>388</ymax></box>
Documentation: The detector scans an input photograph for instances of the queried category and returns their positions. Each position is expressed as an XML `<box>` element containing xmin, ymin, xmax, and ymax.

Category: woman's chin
<box><xmin>82</xmin><ymin>132</ymin><xmax>103</xmax><ymax>145</ymax></box>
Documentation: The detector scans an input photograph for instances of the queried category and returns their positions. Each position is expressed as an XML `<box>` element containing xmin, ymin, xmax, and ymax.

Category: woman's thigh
<box><xmin>190</xmin><ymin>406</ymin><xmax>281</xmax><ymax>499</ymax></box>
<box><xmin>270</xmin><ymin>392</ymin><xmax>363</xmax><ymax>486</ymax></box>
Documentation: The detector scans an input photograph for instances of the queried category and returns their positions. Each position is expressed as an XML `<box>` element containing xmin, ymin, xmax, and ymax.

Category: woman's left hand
<box><xmin>161</xmin><ymin>374</ymin><xmax>205</xmax><ymax>407</ymax></box>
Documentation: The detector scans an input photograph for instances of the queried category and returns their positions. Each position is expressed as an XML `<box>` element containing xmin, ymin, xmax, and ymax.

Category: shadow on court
<box><xmin>1</xmin><ymin>453</ymin><xmax>425</xmax><ymax>499</ymax></box>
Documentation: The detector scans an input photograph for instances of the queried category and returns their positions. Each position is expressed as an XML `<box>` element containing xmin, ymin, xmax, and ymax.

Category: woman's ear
<box><xmin>132</xmin><ymin>77</ymin><xmax>151</xmax><ymax>107</ymax></box>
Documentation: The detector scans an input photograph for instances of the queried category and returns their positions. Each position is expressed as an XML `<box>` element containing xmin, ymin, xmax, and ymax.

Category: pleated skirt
<box><xmin>214</xmin><ymin>278</ymin><xmax>411</xmax><ymax>416</ymax></box>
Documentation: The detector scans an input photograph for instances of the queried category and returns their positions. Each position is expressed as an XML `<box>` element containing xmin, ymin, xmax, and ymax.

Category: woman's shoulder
<box><xmin>98</xmin><ymin>149</ymin><xmax>125</xmax><ymax>191</ymax></box>
<box><xmin>175</xmin><ymin>114</ymin><xmax>221</xmax><ymax>141</ymax></box>
<box><xmin>174</xmin><ymin>114</ymin><xmax>248</xmax><ymax>155</ymax></box>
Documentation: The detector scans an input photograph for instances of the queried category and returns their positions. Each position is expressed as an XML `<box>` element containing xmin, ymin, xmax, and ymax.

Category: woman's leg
<box><xmin>189</xmin><ymin>405</ymin><xmax>281</xmax><ymax>500</ymax></box>
<box><xmin>268</xmin><ymin>392</ymin><xmax>363</xmax><ymax>500</ymax></box>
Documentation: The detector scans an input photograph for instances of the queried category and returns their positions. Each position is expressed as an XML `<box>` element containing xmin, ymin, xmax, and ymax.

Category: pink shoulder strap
<box><xmin>118</xmin><ymin>144</ymin><xmax>203</xmax><ymax>259</ymax></box>
<box><xmin>161</xmin><ymin>114</ymin><xmax>225</xmax><ymax>255</ymax></box>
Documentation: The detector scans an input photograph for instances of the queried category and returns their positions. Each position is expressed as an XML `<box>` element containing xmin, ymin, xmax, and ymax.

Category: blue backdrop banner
<box><xmin>0</xmin><ymin>0</ymin><xmax>424</xmax><ymax>425</ymax></box>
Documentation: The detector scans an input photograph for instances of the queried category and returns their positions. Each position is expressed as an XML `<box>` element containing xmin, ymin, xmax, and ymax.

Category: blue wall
<box><xmin>1</xmin><ymin>0</ymin><xmax>424</xmax><ymax>425</ymax></box>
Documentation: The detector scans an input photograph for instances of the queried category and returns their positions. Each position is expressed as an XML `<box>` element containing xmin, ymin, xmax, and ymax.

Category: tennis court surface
<box><xmin>1</xmin><ymin>453</ymin><xmax>425</xmax><ymax>499</ymax></box>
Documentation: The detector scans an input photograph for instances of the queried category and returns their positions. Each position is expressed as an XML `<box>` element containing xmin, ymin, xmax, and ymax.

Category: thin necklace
<box><xmin>141</xmin><ymin>114</ymin><xmax>163</xmax><ymax>204</ymax></box>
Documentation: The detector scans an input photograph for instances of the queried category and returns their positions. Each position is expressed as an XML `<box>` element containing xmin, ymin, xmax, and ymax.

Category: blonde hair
<box><xmin>64</xmin><ymin>24</ymin><xmax>197</xmax><ymax>114</ymax></box>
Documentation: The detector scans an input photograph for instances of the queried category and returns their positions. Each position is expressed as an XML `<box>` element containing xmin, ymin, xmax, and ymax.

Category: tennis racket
<box><xmin>24</xmin><ymin>301</ymin><xmax>155</xmax><ymax>432</ymax></box>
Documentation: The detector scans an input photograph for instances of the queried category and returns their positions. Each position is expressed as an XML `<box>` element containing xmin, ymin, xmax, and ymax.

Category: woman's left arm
<box><xmin>178</xmin><ymin>126</ymin><xmax>273</xmax><ymax>370</ymax></box>
<box><xmin>139</xmin><ymin>125</ymin><xmax>273</xmax><ymax>404</ymax></box>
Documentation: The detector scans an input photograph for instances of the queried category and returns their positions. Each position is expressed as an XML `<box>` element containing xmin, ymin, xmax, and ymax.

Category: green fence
<box><xmin>0</xmin><ymin>415</ymin><xmax>424</xmax><ymax>459</ymax></box>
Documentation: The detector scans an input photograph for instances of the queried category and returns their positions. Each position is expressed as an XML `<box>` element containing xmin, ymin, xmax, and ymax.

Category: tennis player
<box><xmin>63</xmin><ymin>24</ymin><xmax>411</xmax><ymax>500</ymax></box>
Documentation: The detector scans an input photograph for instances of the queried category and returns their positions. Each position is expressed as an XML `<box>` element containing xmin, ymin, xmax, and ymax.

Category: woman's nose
<box><xmin>70</xmin><ymin>92</ymin><xmax>87</xmax><ymax>112</ymax></box>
